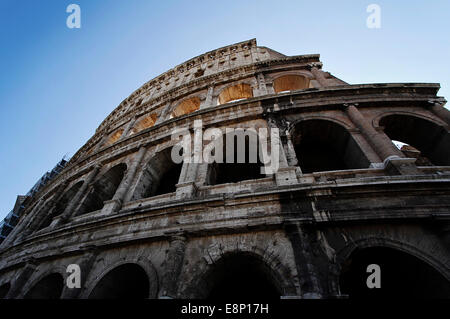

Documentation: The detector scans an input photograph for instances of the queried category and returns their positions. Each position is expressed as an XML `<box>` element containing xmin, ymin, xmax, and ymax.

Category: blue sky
<box><xmin>0</xmin><ymin>0</ymin><xmax>449</xmax><ymax>219</ymax></box>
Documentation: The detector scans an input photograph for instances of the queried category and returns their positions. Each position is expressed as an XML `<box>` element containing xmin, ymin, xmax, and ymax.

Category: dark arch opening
<box><xmin>88</xmin><ymin>263</ymin><xmax>149</xmax><ymax>299</ymax></box>
<box><xmin>0</xmin><ymin>283</ymin><xmax>10</xmax><ymax>299</ymax></box>
<box><xmin>24</xmin><ymin>273</ymin><xmax>64</xmax><ymax>299</ymax></box>
<box><xmin>131</xmin><ymin>149</ymin><xmax>183</xmax><ymax>200</ymax></box>
<box><xmin>38</xmin><ymin>181</ymin><xmax>84</xmax><ymax>230</ymax></box>
<box><xmin>293</xmin><ymin>120</ymin><xmax>370</xmax><ymax>173</ymax></box>
<box><xmin>208</xmin><ymin>131</ymin><xmax>265</xmax><ymax>185</ymax></box>
<box><xmin>380</xmin><ymin>114</ymin><xmax>450</xmax><ymax>166</ymax></box>
<box><xmin>339</xmin><ymin>246</ymin><xmax>450</xmax><ymax>298</ymax></box>
<box><xmin>205</xmin><ymin>253</ymin><xmax>281</xmax><ymax>300</ymax></box>
<box><xmin>78</xmin><ymin>163</ymin><xmax>127</xmax><ymax>215</ymax></box>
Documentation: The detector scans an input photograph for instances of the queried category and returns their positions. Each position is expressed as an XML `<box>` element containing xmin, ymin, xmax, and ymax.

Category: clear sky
<box><xmin>0</xmin><ymin>0</ymin><xmax>449</xmax><ymax>220</ymax></box>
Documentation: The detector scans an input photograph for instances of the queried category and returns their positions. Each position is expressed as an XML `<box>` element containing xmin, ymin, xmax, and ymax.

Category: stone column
<box><xmin>284</xmin><ymin>221</ymin><xmax>323</xmax><ymax>299</ymax></box>
<box><xmin>119</xmin><ymin>117</ymin><xmax>137</xmax><ymax>141</ymax></box>
<box><xmin>108</xmin><ymin>147</ymin><xmax>147</xmax><ymax>213</ymax></box>
<box><xmin>158</xmin><ymin>234</ymin><xmax>187</xmax><ymax>299</ymax></box>
<box><xmin>285</xmin><ymin>131</ymin><xmax>299</xmax><ymax>167</ymax></box>
<box><xmin>429</xmin><ymin>99</ymin><xmax>450</xmax><ymax>126</ymax></box>
<box><xmin>256</xmin><ymin>72</ymin><xmax>268</xmax><ymax>96</ymax></box>
<box><xmin>344</xmin><ymin>103</ymin><xmax>402</xmax><ymax>161</ymax></box>
<box><xmin>61</xmin><ymin>245</ymin><xmax>98</xmax><ymax>299</ymax></box>
<box><xmin>200</xmin><ymin>85</ymin><xmax>215</xmax><ymax>109</ymax></box>
<box><xmin>5</xmin><ymin>259</ymin><xmax>37</xmax><ymax>299</ymax></box>
<box><xmin>155</xmin><ymin>102</ymin><xmax>173</xmax><ymax>124</ymax></box>
<box><xmin>307</xmin><ymin>62</ymin><xmax>328</xmax><ymax>87</ymax></box>
<box><xmin>344</xmin><ymin>103</ymin><xmax>420</xmax><ymax>175</ymax></box>
<box><xmin>57</xmin><ymin>165</ymin><xmax>101</xmax><ymax>224</ymax></box>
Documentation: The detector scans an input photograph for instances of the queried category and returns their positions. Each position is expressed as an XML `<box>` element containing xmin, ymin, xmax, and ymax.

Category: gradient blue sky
<box><xmin>1</xmin><ymin>0</ymin><xmax>449</xmax><ymax>219</ymax></box>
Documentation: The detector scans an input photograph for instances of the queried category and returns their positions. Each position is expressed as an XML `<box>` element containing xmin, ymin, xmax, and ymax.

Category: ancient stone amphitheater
<box><xmin>1</xmin><ymin>39</ymin><xmax>449</xmax><ymax>299</ymax></box>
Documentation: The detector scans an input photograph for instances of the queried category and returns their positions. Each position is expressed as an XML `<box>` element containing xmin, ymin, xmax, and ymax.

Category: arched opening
<box><xmin>292</xmin><ymin>120</ymin><xmax>370</xmax><ymax>173</ymax></box>
<box><xmin>207</xmin><ymin>130</ymin><xmax>265</xmax><ymax>185</ymax></box>
<box><xmin>380</xmin><ymin>114</ymin><xmax>450</xmax><ymax>166</ymax></box>
<box><xmin>88</xmin><ymin>263</ymin><xmax>149</xmax><ymax>299</ymax></box>
<box><xmin>273</xmin><ymin>75</ymin><xmax>310</xmax><ymax>93</ymax></box>
<box><xmin>130</xmin><ymin>113</ymin><xmax>158</xmax><ymax>135</ymax></box>
<box><xmin>0</xmin><ymin>283</ymin><xmax>10</xmax><ymax>299</ymax></box>
<box><xmin>339</xmin><ymin>246</ymin><xmax>450</xmax><ymax>298</ymax></box>
<box><xmin>38</xmin><ymin>181</ymin><xmax>84</xmax><ymax>230</ymax></box>
<box><xmin>77</xmin><ymin>164</ymin><xmax>127</xmax><ymax>215</ymax></box>
<box><xmin>171</xmin><ymin>97</ymin><xmax>201</xmax><ymax>118</ymax></box>
<box><xmin>24</xmin><ymin>273</ymin><xmax>64</xmax><ymax>299</ymax></box>
<box><xmin>131</xmin><ymin>148</ymin><xmax>183</xmax><ymax>200</ymax></box>
<box><xmin>205</xmin><ymin>253</ymin><xmax>281</xmax><ymax>300</ymax></box>
<box><xmin>105</xmin><ymin>128</ymin><xmax>124</xmax><ymax>146</ymax></box>
<box><xmin>218</xmin><ymin>83</ymin><xmax>253</xmax><ymax>105</ymax></box>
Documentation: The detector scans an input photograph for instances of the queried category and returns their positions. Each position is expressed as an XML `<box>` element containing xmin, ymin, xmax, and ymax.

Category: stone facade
<box><xmin>0</xmin><ymin>39</ymin><xmax>449</xmax><ymax>299</ymax></box>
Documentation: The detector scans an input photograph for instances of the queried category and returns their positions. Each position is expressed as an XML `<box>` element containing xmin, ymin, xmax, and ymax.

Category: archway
<box><xmin>131</xmin><ymin>148</ymin><xmax>183</xmax><ymax>200</ymax></box>
<box><xmin>130</xmin><ymin>113</ymin><xmax>158</xmax><ymax>135</ymax></box>
<box><xmin>38</xmin><ymin>181</ymin><xmax>84</xmax><ymax>230</ymax></box>
<box><xmin>88</xmin><ymin>263</ymin><xmax>149</xmax><ymax>299</ymax></box>
<box><xmin>379</xmin><ymin>114</ymin><xmax>450</xmax><ymax>166</ymax></box>
<box><xmin>24</xmin><ymin>273</ymin><xmax>64</xmax><ymax>299</ymax></box>
<box><xmin>339</xmin><ymin>246</ymin><xmax>450</xmax><ymax>298</ymax></box>
<box><xmin>78</xmin><ymin>163</ymin><xmax>127</xmax><ymax>215</ymax></box>
<box><xmin>171</xmin><ymin>97</ymin><xmax>201</xmax><ymax>118</ymax></box>
<box><xmin>273</xmin><ymin>75</ymin><xmax>310</xmax><ymax>93</ymax></box>
<box><xmin>205</xmin><ymin>253</ymin><xmax>281</xmax><ymax>299</ymax></box>
<box><xmin>0</xmin><ymin>283</ymin><xmax>10</xmax><ymax>299</ymax></box>
<box><xmin>292</xmin><ymin>119</ymin><xmax>370</xmax><ymax>173</ymax></box>
<box><xmin>105</xmin><ymin>128</ymin><xmax>124</xmax><ymax>146</ymax></box>
<box><xmin>218</xmin><ymin>83</ymin><xmax>253</xmax><ymax>105</ymax></box>
<box><xmin>207</xmin><ymin>130</ymin><xmax>265</xmax><ymax>185</ymax></box>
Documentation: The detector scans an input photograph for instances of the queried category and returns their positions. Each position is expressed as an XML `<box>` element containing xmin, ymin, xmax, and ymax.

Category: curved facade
<box><xmin>1</xmin><ymin>39</ymin><xmax>450</xmax><ymax>299</ymax></box>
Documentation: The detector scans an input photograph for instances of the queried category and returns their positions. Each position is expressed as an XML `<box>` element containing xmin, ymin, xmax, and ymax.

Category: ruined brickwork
<box><xmin>0</xmin><ymin>39</ymin><xmax>449</xmax><ymax>299</ymax></box>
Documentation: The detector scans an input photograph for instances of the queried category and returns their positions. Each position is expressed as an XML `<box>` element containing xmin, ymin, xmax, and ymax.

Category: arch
<box><xmin>171</xmin><ymin>97</ymin><xmax>201</xmax><ymax>118</ymax></box>
<box><xmin>379</xmin><ymin>114</ymin><xmax>450</xmax><ymax>166</ymax></box>
<box><xmin>23</xmin><ymin>273</ymin><xmax>64</xmax><ymax>299</ymax></box>
<box><xmin>207</xmin><ymin>129</ymin><xmax>265</xmax><ymax>185</ymax></box>
<box><xmin>130</xmin><ymin>113</ymin><xmax>158</xmax><ymax>135</ymax></box>
<box><xmin>199</xmin><ymin>252</ymin><xmax>286</xmax><ymax>299</ymax></box>
<box><xmin>77</xmin><ymin>163</ymin><xmax>127</xmax><ymax>215</ymax></box>
<box><xmin>292</xmin><ymin>119</ymin><xmax>371</xmax><ymax>173</ymax></box>
<box><xmin>0</xmin><ymin>282</ymin><xmax>10</xmax><ymax>299</ymax></box>
<box><xmin>105</xmin><ymin>128</ymin><xmax>124</xmax><ymax>146</ymax></box>
<box><xmin>273</xmin><ymin>74</ymin><xmax>310</xmax><ymax>93</ymax></box>
<box><xmin>88</xmin><ymin>263</ymin><xmax>150</xmax><ymax>299</ymax></box>
<box><xmin>218</xmin><ymin>83</ymin><xmax>253</xmax><ymax>105</ymax></box>
<box><xmin>131</xmin><ymin>147</ymin><xmax>182</xmax><ymax>200</ymax></box>
<box><xmin>339</xmin><ymin>246</ymin><xmax>450</xmax><ymax>298</ymax></box>
<box><xmin>38</xmin><ymin>181</ymin><xmax>84</xmax><ymax>230</ymax></box>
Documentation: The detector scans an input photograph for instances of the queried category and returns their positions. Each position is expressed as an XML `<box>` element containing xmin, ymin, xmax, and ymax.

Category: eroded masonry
<box><xmin>1</xmin><ymin>39</ymin><xmax>450</xmax><ymax>299</ymax></box>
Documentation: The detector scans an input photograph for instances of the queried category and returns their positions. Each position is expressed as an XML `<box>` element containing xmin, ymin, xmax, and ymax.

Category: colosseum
<box><xmin>1</xmin><ymin>39</ymin><xmax>449</xmax><ymax>299</ymax></box>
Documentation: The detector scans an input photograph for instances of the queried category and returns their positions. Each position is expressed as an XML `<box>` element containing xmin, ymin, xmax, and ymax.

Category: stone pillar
<box><xmin>61</xmin><ymin>245</ymin><xmax>98</xmax><ymax>299</ymax></box>
<box><xmin>285</xmin><ymin>131</ymin><xmax>299</xmax><ymax>167</ymax></box>
<box><xmin>57</xmin><ymin>165</ymin><xmax>101</xmax><ymax>224</ymax></box>
<box><xmin>200</xmin><ymin>85</ymin><xmax>215</xmax><ymax>109</ymax></box>
<box><xmin>158</xmin><ymin>234</ymin><xmax>187</xmax><ymax>299</ymax></box>
<box><xmin>307</xmin><ymin>62</ymin><xmax>328</xmax><ymax>87</ymax></box>
<box><xmin>256</xmin><ymin>72</ymin><xmax>268</xmax><ymax>96</ymax></box>
<box><xmin>119</xmin><ymin>117</ymin><xmax>137</xmax><ymax>141</ymax></box>
<box><xmin>155</xmin><ymin>102</ymin><xmax>173</xmax><ymax>124</ymax></box>
<box><xmin>344</xmin><ymin>103</ymin><xmax>402</xmax><ymax>161</ymax></box>
<box><xmin>108</xmin><ymin>147</ymin><xmax>147</xmax><ymax>213</ymax></box>
<box><xmin>284</xmin><ymin>221</ymin><xmax>323</xmax><ymax>299</ymax></box>
<box><xmin>428</xmin><ymin>99</ymin><xmax>450</xmax><ymax>126</ymax></box>
<box><xmin>5</xmin><ymin>259</ymin><xmax>37</xmax><ymax>299</ymax></box>
<box><xmin>344</xmin><ymin>103</ymin><xmax>420</xmax><ymax>175</ymax></box>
